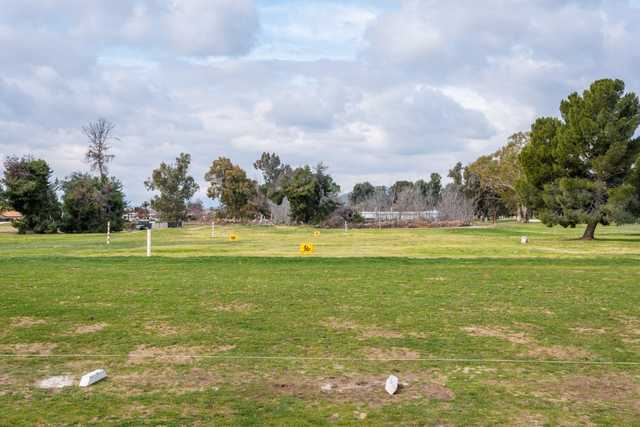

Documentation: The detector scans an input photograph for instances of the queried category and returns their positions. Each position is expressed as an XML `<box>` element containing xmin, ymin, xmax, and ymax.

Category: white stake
<box><xmin>344</xmin><ymin>220</ymin><xmax>348</xmax><ymax>233</ymax></box>
<box><xmin>146</xmin><ymin>228</ymin><xmax>151</xmax><ymax>257</ymax></box>
<box><xmin>106</xmin><ymin>221</ymin><xmax>111</xmax><ymax>245</ymax></box>
<box><xmin>211</xmin><ymin>221</ymin><xmax>215</xmax><ymax>238</ymax></box>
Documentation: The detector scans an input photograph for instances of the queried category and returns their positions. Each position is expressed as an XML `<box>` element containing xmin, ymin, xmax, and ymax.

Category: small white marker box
<box><xmin>79</xmin><ymin>369</ymin><xmax>107</xmax><ymax>387</ymax></box>
<box><xmin>385</xmin><ymin>375</ymin><xmax>399</xmax><ymax>395</ymax></box>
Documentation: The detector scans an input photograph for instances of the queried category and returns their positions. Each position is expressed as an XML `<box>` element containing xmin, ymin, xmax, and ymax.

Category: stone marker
<box><xmin>79</xmin><ymin>369</ymin><xmax>107</xmax><ymax>387</ymax></box>
<box><xmin>520</xmin><ymin>236</ymin><xmax>528</xmax><ymax>244</ymax></box>
<box><xmin>385</xmin><ymin>375</ymin><xmax>399</xmax><ymax>395</ymax></box>
<box><xmin>38</xmin><ymin>375</ymin><xmax>74</xmax><ymax>389</ymax></box>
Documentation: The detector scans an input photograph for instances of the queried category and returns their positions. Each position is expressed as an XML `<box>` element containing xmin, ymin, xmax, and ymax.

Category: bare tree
<box><xmin>437</xmin><ymin>187</ymin><xmax>474</xmax><ymax>224</ymax></box>
<box><xmin>83</xmin><ymin>119</ymin><xmax>117</xmax><ymax>180</ymax></box>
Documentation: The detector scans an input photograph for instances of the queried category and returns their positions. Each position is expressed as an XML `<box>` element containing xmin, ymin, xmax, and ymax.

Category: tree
<box><xmin>253</xmin><ymin>152</ymin><xmax>292</xmax><ymax>204</ymax></box>
<box><xmin>448</xmin><ymin>162</ymin><xmax>464</xmax><ymax>187</ymax></box>
<box><xmin>83</xmin><ymin>119</ymin><xmax>117</xmax><ymax>180</ymax></box>
<box><xmin>350</xmin><ymin>182</ymin><xmax>375</xmax><ymax>206</ymax></box>
<box><xmin>390</xmin><ymin>180</ymin><xmax>413</xmax><ymax>203</ymax></box>
<box><xmin>205</xmin><ymin>157</ymin><xmax>258</xmax><ymax>219</ymax></box>
<box><xmin>283</xmin><ymin>163</ymin><xmax>340</xmax><ymax>223</ymax></box>
<box><xmin>145</xmin><ymin>153</ymin><xmax>199</xmax><ymax>223</ymax></box>
<box><xmin>61</xmin><ymin>173</ymin><xmax>125</xmax><ymax>233</ymax></box>
<box><xmin>0</xmin><ymin>182</ymin><xmax>8</xmax><ymax>211</ymax></box>
<box><xmin>427</xmin><ymin>173</ymin><xmax>442</xmax><ymax>204</ymax></box>
<box><xmin>520</xmin><ymin>79</ymin><xmax>640</xmax><ymax>239</ymax></box>
<box><xmin>2</xmin><ymin>156</ymin><xmax>60</xmax><ymax>233</ymax></box>
<box><xmin>467</xmin><ymin>133</ymin><xmax>529</xmax><ymax>221</ymax></box>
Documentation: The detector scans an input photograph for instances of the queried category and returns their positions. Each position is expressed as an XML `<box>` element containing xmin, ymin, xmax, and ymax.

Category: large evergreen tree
<box><xmin>205</xmin><ymin>157</ymin><xmax>259</xmax><ymax>219</ymax></box>
<box><xmin>2</xmin><ymin>156</ymin><xmax>60</xmax><ymax>233</ymax></box>
<box><xmin>283</xmin><ymin>164</ymin><xmax>340</xmax><ymax>224</ymax></box>
<box><xmin>61</xmin><ymin>173</ymin><xmax>125</xmax><ymax>233</ymax></box>
<box><xmin>520</xmin><ymin>79</ymin><xmax>640</xmax><ymax>239</ymax></box>
<box><xmin>145</xmin><ymin>153</ymin><xmax>199</xmax><ymax>223</ymax></box>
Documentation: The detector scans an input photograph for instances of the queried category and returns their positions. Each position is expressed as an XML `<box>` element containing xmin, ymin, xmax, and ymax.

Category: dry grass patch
<box><xmin>212</xmin><ymin>302</ymin><xmax>256</xmax><ymax>313</ymax></box>
<box><xmin>0</xmin><ymin>342</ymin><xmax>57</xmax><ymax>355</ymax></box>
<box><xmin>73</xmin><ymin>323</ymin><xmax>107</xmax><ymax>334</ymax></box>
<box><xmin>322</xmin><ymin>317</ymin><xmax>405</xmax><ymax>339</ymax></box>
<box><xmin>462</xmin><ymin>325</ymin><xmax>532</xmax><ymax>345</ymax></box>
<box><xmin>274</xmin><ymin>371</ymin><xmax>454</xmax><ymax>407</ymax></box>
<box><xmin>10</xmin><ymin>317</ymin><xmax>47</xmax><ymax>328</ymax></box>
<box><xmin>362</xmin><ymin>346</ymin><xmax>421</xmax><ymax>360</ymax></box>
<box><xmin>144</xmin><ymin>321</ymin><xmax>179</xmax><ymax>336</ymax></box>
<box><xmin>127</xmin><ymin>344</ymin><xmax>235</xmax><ymax>365</ymax></box>
<box><xmin>570</xmin><ymin>327</ymin><xmax>606</xmax><ymax>335</ymax></box>
<box><xmin>112</xmin><ymin>367</ymin><xmax>224</xmax><ymax>393</ymax></box>
<box><xmin>543</xmin><ymin>373</ymin><xmax>640</xmax><ymax>413</ymax></box>
<box><xmin>524</xmin><ymin>345</ymin><xmax>592</xmax><ymax>360</ymax></box>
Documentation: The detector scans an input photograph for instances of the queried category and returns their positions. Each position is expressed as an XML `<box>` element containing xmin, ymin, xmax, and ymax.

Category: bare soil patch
<box><xmin>127</xmin><ymin>344</ymin><xmax>235</xmax><ymax>365</ymax></box>
<box><xmin>362</xmin><ymin>347</ymin><xmax>421</xmax><ymax>360</ymax></box>
<box><xmin>570</xmin><ymin>327</ymin><xmax>606</xmax><ymax>335</ymax></box>
<box><xmin>0</xmin><ymin>342</ymin><xmax>57</xmax><ymax>355</ymax></box>
<box><xmin>73</xmin><ymin>323</ymin><xmax>107</xmax><ymax>334</ymax></box>
<box><xmin>544</xmin><ymin>373</ymin><xmax>640</xmax><ymax>412</ymax></box>
<box><xmin>524</xmin><ymin>345</ymin><xmax>592</xmax><ymax>360</ymax></box>
<box><xmin>144</xmin><ymin>321</ymin><xmax>179</xmax><ymax>336</ymax></box>
<box><xmin>112</xmin><ymin>367</ymin><xmax>224</xmax><ymax>393</ymax></box>
<box><xmin>462</xmin><ymin>326</ymin><xmax>532</xmax><ymax>345</ymax></box>
<box><xmin>212</xmin><ymin>302</ymin><xmax>256</xmax><ymax>313</ymax></box>
<box><xmin>10</xmin><ymin>317</ymin><xmax>47</xmax><ymax>328</ymax></box>
<box><xmin>322</xmin><ymin>317</ymin><xmax>405</xmax><ymax>339</ymax></box>
<box><xmin>275</xmin><ymin>371</ymin><xmax>454</xmax><ymax>406</ymax></box>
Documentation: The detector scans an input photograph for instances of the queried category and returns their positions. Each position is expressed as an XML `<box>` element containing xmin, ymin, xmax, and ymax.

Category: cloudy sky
<box><xmin>1</xmin><ymin>0</ymin><xmax>640</xmax><ymax>204</ymax></box>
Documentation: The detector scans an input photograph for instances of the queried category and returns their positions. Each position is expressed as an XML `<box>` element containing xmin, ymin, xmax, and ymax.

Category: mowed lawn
<box><xmin>1</xmin><ymin>223</ymin><xmax>640</xmax><ymax>425</ymax></box>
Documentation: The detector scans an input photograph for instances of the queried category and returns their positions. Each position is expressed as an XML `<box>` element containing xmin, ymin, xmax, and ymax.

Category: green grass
<box><xmin>1</xmin><ymin>223</ymin><xmax>640</xmax><ymax>425</ymax></box>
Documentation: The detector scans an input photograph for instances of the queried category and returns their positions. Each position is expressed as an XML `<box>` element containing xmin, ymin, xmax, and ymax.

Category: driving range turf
<box><xmin>1</xmin><ymin>223</ymin><xmax>640</xmax><ymax>425</ymax></box>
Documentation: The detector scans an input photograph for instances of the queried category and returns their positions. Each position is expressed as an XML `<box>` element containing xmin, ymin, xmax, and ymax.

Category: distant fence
<box><xmin>360</xmin><ymin>211</ymin><xmax>439</xmax><ymax>221</ymax></box>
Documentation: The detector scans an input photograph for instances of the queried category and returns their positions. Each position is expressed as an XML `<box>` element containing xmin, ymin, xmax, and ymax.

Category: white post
<box><xmin>106</xmin><ymin>221</ymin><xmax>111</xmax><ymax>245</ymax></box>
<box><xmin>146</xmin><ymin>228</ymin><xmax>151</xmax><ymax>257</ymax></box>
<box><xmin>344</xmin><ymin>220</ymin><xmax>348</xmax><ymax>233</ymax></box>
<box><xmin>211</xmin><ymin>221</ymin><xmax>215</xmax><ymax>238</ymax></box>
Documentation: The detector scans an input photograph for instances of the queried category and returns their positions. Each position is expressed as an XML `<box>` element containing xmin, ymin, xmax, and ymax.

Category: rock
<box><xmin>38</xmin><ymin>375</ymin><xmax>74</xmax><ymax>389</ymax></box>
<box><xmin>79</xmin><ymin>369</ymin><xmax>107</xmax><ymax>387</ymax></box>
<box><xmin>520</xmin><ymin>236</ymin><xmax>528</xmax><ymax>244</ymax></box>
<box><xmin>321</xmin><ymin>383</ymin><xmax>333</xmax><ymax>391</ymax></box>
<box><xmin>385</xmin><ymin>374</ymin><xmax>399</xmax><ymax>395</ymax></box>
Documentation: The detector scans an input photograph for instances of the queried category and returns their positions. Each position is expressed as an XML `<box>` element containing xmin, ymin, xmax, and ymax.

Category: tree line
<box><xmin>1</xmin><ymin>78</ymin><xmax>639</xmax><ymax>239</ymax></box>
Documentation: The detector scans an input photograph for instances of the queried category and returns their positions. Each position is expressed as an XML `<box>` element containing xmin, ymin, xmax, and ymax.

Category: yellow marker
<box><xmin>313</xmin><ymin>230</ymin><xmax>321</xmax><ymax>237</ymax></box>
<box><xmin>228</xmin><ymin>233</ymin><xmax>238</xmax><ymax>241</ymax></box>
<box><xmin>299</xmin><ymin>242</ymin><xmax>314</xmax><ymax>255</ymax></box>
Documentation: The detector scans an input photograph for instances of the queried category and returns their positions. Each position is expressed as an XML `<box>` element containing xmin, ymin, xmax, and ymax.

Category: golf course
<box><xmin>1</xmin><ymin>222</ymin><xmax>640</xmax><ymax>425</ymax></box>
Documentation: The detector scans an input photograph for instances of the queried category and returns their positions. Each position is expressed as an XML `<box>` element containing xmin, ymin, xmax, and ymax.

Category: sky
<box><xmin>1</xmin><ymin>0</ymin><xmax>640</xmax><ymax>205</ymax></box>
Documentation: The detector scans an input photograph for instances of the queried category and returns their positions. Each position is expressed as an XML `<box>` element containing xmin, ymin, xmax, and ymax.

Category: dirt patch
<box><xmin>570</xmin><ymin>327</ymin><xmax>606</xmax><ymax>335</ymax></box>
<box><xmin>212</xmin><ymin>302</ymin><xmax>256</xmax><ymax>313</ymax></box>
<box><xmin>144</xmin><ymin>321</ymin><xmax>179</xmax><ymax>336</ymax></box>
<box><xmin>127</xmin><ymin>344</ymin><xmax>235</xmax><ymax>364</ymax></box>
<box><xmin>362</xmin><ymin>347</ymin><xmax>421</xmax><ymax>360</ymax></box>
<box><xmin>543</xmin><ymin>373</ymin><xmax>640</xmax><ymax>412</ymax></box>
<box><xmin>0</xmin><ymin>343</ymin><xmax>57</xmax><ymax>355</ymax></box>
<box><xmin>322</xmin><ymin>317</ymin><xmax>405</xmax><ymax>339</ymax></box>
<box><xmin>37</xmin><ymin>375</ymin><xmax>75</xmax><ymax>389</ymax></box>
<box><xmin>276</xmin><ymin>371</ymin><xmax>454</xmax><ymax>406</ymax></box>
<box><xmin>524</xmin><ymin>345</ymin><xmax>592</xmax><ymax>360</ymax></box>
<box><xmin>10</xmin><ymin>317</ymin><xmax>47</xmax><ymax>328</ymax></box>
<box><xmin>462</xmin><ymin>325</ymin><xmax>532</xmax><ymax>345</ymax></box>
<box><xmin>0</xmin><ymin>374</ymin><xmax>13</xmax><ymax>386</ymax></box>
<box><xmin>508</xmin><ymin>411</ymin><xmax>547</xmax><ymax>427</ymax></box>
<box><xmin>113</xmin><ymin>367</ymin><xmax>224</xmax><ymax>393</ymax></box>
<box><xmin>73</xmin><ymin>323</ymin><xmax>107</xmax><ymax>334</ymax></box>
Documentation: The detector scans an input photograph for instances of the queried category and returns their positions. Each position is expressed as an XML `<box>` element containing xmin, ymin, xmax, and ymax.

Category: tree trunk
<box><xmin>581</xmin><ymin>221</ymin><xmax>597</xmax><ymax>240</ymax></box>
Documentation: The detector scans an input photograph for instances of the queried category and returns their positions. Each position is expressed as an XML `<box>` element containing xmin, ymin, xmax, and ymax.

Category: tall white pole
<box><xmin>146</xmin><ymin>228</ymin><xmax>151</xmax><ymax>257</ymax></box>
<box><xmin>344</xmin><ymin>220</ymin><xmax>348</xmax><ymax>233</ymax></box>
<box><xmin>211</xmin><ymin>221</ymin><xmax>215</xmax><ymax>238</ymax></box>
<box><xmin>106</xmin><ymin>221</ymin><xmax>111</xmax><ymax>245</ymax></box>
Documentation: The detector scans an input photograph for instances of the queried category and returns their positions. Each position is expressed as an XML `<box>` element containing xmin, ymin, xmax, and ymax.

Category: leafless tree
<box><xmin>437</xmin><ymin>187</ymin><xmax>474</xmax><ymax>224</ymax></box>
<box><xmin>269</xmin><ymin>197</ymin><xmax>291</xmax><ymax>225</ymax></box>
<box><xmin>83</xmin><ymin>118</ymin><xmax>117</xmax><ymax>180</ymax></box>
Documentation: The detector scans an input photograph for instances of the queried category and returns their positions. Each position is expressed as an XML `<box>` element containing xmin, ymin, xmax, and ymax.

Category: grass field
<box><xmin>1</xmin><ymin>223</ymin><xmax>640</xmax><ymax>425</ymax></box>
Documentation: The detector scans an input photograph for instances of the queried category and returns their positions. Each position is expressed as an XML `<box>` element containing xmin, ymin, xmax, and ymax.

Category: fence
<box><xmin>360</xmin><ymin>211</ymin><xmax>439</xmax><ymax>221</ymax></box>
